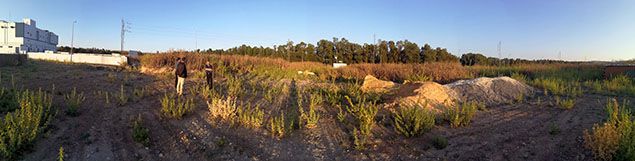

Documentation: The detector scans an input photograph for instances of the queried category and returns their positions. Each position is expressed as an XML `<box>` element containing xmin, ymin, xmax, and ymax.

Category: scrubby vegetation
<box><xmin>208</xmin><ymin>96</ymin><xmax>238</xmax><ymax>123</ymax></box>
<box><xmin>0</xmin><ymin>87</ymin><xmax>18</xmax><ymax>113</ymax></box>
<box><xmin>0</xmin><ymin>89</ymin><xmax>55</xmax><ymax>159</ymax></box>
<box><xmin>58</xmin><ymin>146</ymin><xmax>64</xmax><ymax>161</ymax></box>
<box><xmin>132</xmin><ymin>115</ymin><xmax>150</xmax><ymax>146</ymax></box>
<box><xmin>555</xmin><ymin>96</ymin><xmax>576</xmax><ymax>110</ymax></box>
<box><xmin>431</xmin><ymin>136</ymin><xmax>449</xmax><ymax>149</ymax></box>
<box><xmin>269</xmin><ymin>113</ymin><xmax>286</xmax><ymax>138</ymax></box>
<box><xmin>118</xmin><ymin>84</ymin><xmax>129</xmax><ymax>106</ymax></box>
<box><xmin>160</xmin><ymin>94</ymin><xmax>195</xmax><ymax>119</ymax></box>
<box><xmin>236</xmin><ymin>103</ymin><xmax>264</xmax><ymax>128</ymax></box>
<box><xmin>64</xmin><ymin>87</ymin><xmax>85</xmax><ymax>116</ymax></box>
<box><xmin>443</xmin><ymin>101</ymin><xmax>478</xmax><ymax>128</ymax></box>
<box><xmin>344</xmin><ymin>96</ymin><xmax>378</xmax><ymax>149</ymax></box>
<box><xmin>585</xmin><ymin>75</ymin><xmax>635</xmax><ymax>96</ymax></box>
<box><xmin>393</xmin><ymin>102</ymin><xmax>436</xmax><ymax>137</ymax></box>
<box><xmin>584</xmin><ymin>99</ymin><xmax>635</xmax><ymax>161</ymax></box>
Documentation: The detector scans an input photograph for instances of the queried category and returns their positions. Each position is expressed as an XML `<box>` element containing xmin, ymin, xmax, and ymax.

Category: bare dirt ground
<box><xmin>1</xmin><ymin>61</ymin><xmax>631</xmax><ymax>161</ymax></box>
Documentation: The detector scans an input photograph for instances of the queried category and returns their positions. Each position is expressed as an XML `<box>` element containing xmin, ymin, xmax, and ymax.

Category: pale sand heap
<box><xmin>362</xmin><ymin>75</ymin><xmax>534</xmax><ymax>112</ymax></box>
<box><xmin>444</xmin><ymin>76</ymin><xmax>535</xmax><ymax>106</ymax></box>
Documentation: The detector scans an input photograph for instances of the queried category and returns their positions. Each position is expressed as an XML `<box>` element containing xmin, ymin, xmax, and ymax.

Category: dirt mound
<box><xmin>445</xmin><ymin>76</ymin><xmax>534</xmax><ymax>106</ymax></box>
<box><xmin>361</xmin><ymin>75</ymin><xmax>398</xmax><ymax>93</ymax></box>
<box><xmin>395</xmin><ymin>81</ymin><xmax>457</xmax><ymax>112</ymax></box>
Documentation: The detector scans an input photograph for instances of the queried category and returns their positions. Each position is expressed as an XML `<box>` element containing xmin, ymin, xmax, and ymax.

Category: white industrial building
<box><xmin>0</xmin><ymin>18</ymin><xmax>58</xmax><ymax>53</ymax></box>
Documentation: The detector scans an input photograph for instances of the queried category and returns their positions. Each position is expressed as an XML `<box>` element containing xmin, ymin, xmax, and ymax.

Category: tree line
<box><xmin>203</xmin><ymin>37</ymin><xmax>459</xmax><ymax>64</ymax></box>
<box><xmin>57</xmin><ymin>46</ymin><xmax>121</xmax><ymax>54</ymax></box>
<box><xmin>459</xmin><ymin>53</ymin><xmax>567</xmax><ymax>66</ymax></box>
<box><xmin>60</xmin><ymin>37</ymin><xmax>580</xmax><ymax>66</ymax></box>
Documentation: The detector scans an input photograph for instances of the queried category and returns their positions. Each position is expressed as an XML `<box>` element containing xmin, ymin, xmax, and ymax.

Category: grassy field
<box><xmin>0</xmin><ymin>54</ymin><xmax>633</xmax><ymax>160</ymax></box>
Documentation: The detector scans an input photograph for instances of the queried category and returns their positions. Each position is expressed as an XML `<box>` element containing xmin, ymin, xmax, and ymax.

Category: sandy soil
<box><xmin>0</xmin><ymin>61</ymin><xmax>630</xmax><ymax>161</ymax></box>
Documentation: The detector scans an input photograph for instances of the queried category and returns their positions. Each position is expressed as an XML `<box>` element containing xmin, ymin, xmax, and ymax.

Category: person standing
<box><xmin>176</xmin><ymin>58</ymin><xmax>188</xmax><ymax>96</ymax></box>
<box><xmin>204</xmin><ymin>61</ymin><xmax>214</xmax><ymax>89</ymax></box>
<box><xmin>174</xmin><ymin>57</ymin><xmax>180</xmax><ymax>88</ymax></box>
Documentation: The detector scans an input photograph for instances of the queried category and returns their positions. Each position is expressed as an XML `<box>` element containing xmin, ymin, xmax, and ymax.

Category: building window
<box><xmin>10</xmin><ymin>26</ymin><xmax>14</xmax><ymax>28</ymax></box>
<box><xmin>8</xmin><ymin>46</ymin><xmax>13</xmax><ymax>48</ymax></box>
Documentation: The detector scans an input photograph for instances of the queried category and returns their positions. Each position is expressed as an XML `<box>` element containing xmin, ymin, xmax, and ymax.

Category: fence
<box><xmin>0</xmin><ymin>54</ymin><xmax>27</xmax><ymax>67</ymax></box>
<box><xmin>604</xmin><ymin>65</ymin><xmax>635</xmax><ymax>78</ymax></box>
<box><xmin>27</xmin><ymin>52</ymin><xmax>127</xmax><ymax>66</ymax></box>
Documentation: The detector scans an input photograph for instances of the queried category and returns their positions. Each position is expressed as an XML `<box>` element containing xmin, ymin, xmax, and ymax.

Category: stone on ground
<box><xmin>361</xmin><ymin>75</ymin><xmax>398</xmax><ymax>93</ymax></box>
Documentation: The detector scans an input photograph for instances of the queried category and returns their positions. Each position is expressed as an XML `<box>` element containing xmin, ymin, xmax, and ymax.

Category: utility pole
<box><xmin>497</xmin><ymin>41</ymin><xmax>502</xmax><ymax>58</ymax></box>
<box><xmin>287</xmin><ymin>39</ymin><xmax>291</xmax><ymax>61</ymax></box>
<box><xmin>194</xmin><ymin>29</ymin><xmax>198</xmax><ymax>52</ymax></box>
<box><xmin>373</xmin><ymin>34</ymin><xmax>376</xmax><ymax>63</ymax></box>
<box><xmin>120</xmin><ymin>18</ymin><xmax>130</xmax><ymax>54</ymax></box>
<box><xmin>71</xmin><ymin>21</ymin><xmax>76</xmax><ymax>55</ymax></box>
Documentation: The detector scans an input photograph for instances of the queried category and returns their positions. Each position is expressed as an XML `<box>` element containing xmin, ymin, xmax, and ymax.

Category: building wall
<box><xmin>0</xmin><ymin>19</ymin><xmax>58</xmax><ymax>53</ymax></box>
<box><xmin>0</xmin><ymin>21</ymin><xmax>24</xmax><ymax>53</ymax></box>
<box><xmin>27</xmin><ymin>52</ymin><xmax>128</xmax><ymax>66</ymax></box>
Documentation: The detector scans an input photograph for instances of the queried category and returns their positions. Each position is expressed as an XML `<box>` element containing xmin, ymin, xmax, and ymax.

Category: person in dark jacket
<box><xmin>174</xmin><ymin>57</ymin><xmax>180</xmax><ymax>88</ymax></box>
<box><xmin>204</xmin><ymin>61</ymin><xmax>214</xmax><ymax>90</ymax></box>
<box><xmin>176</xmin><ymin>58</ymin><xmax>188</xmax><ymax>96</ymax></box>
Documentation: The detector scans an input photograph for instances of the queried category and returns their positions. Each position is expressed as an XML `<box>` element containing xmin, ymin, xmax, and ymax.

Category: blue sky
<box><xmin>1</xmin><ymin>0</ymin><xmax>634</xmax><ymax>61</ymax></box>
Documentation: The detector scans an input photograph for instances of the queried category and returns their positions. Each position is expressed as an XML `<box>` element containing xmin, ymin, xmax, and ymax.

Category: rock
<box><xmin>361</xmin><ymin>75</ymin><xmax>398</xmax><ymax>93</ymax></box>
<box><xmin>444</xmin><ymin>76</ymin><xmax>534</xmax><ymax>106</ymax></box>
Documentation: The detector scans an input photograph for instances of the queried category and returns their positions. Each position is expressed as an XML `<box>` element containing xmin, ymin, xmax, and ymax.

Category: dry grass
<box><xmin>335</xmin><ymin>63</ymin><xmax>471</xmax><ymax>83</ymax></box>
<box><xmin>139</xmin><ymin>52</ymin><xmax>472</xmax><ymax>83</ymax></box>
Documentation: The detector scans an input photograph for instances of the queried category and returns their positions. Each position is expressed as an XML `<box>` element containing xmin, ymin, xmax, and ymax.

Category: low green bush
<box><xmin>0</xmin><ymin>90</ymin><xmax>55</xmax><ymax>159</ymax></box>
<box><xmin>132</xmin><ymin>115</ymin><xmax>150</xmax><ymax>146</ymax></box>
<box><xmin>236</xmin><ymin>103</ymin><xmax>264</xmax><ymax>128</ymax></box>
<box><xmin>160</xmin><ymin>94</ymin><xmax>195</xmax><ymax>119</ymax></box>
<box><xmin>555</xmin><ymin>96</ymin><xmax>576</xmax><ymax>110</ymax></box>
<box><xmin>0</xmin><ymin>87</ymin><xmax>18</xmax><ymax>113</ymax></box>
<box><xmin>345</xmin><ymin>95</ymin><xmax>378</xmax><ymax>150</ymax></box>
<box><xmin>584</xmin><ymin>99</ymin><xmax>635</xmax><ymax>161</ymax></box>
<box><xmin>64</xmin><ymin>88</ymin><xmax>85</xmax><ymax>116</ymax></box>
<box><xmin>443</xmin><ymin>101</ymin><xmax>478</xmax><ymax>128</ymax></box>
<box><xmin>393</xmin><ymin>102</ymin><xmax>435</xmax><ymax>137</ymax></box>
<box><xmin>431</xmin><ymin>136</ymin><xmax>448</xmax><ymax>149</ymax></box>
<box><xmin>269</xmin><ymin>113</ymin><xmax>286</xmax><ymax>138</ymax></box>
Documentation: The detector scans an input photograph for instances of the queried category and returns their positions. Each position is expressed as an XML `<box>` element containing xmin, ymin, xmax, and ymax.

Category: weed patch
<box><xmin>344</xmin><ymin>96</ymin><xmax>378</xmax><ymax>150</ymax></box>
<box><xmin>236</xmin><ymin>103</ymin><xmax>264</xmax><ymax>128</ymax></box>
<box><xmin>431</xmin><ymin>136</ymin><xmax>448</xmax><ymax>149</ymax></box>
<box><xmin>64</xmin><ymin>88</ymin><xmax>85</xmax><ymax>116</ymax></box>
<box><xmin>132</xmin><ymin>115</ymin><xmax>150</xmax><ymax>146</ymax></box>
<box><xmin>0</xmin><ymin>90</ymin><xmax>55</xmax><ymax>159</ymax></box>
<box><xmin>555</xmin><ymin>96</ymin><xmax>576</xmax><ymax>110</ymax></box>
<box><xmin>208</xmin><ymin>96</ymin><xmax>238</xmax><ymax>123</ymax></box>
<box><xmin>393</xmin><ymin>102</ymin><xmax>435</xmax><ymax>137</ymax></box>
<box><xmin>584</xmin><ymin>99</ymin><xmax>635</xmax><ymax>161</ymax></box>
<box><xmin>160</xmin><ymin>94</ymin><xmax>195</xmax><ymax>119</ymax></box>
<box><xmin>443</xmin><ymin>101</ymin><xmax>478</xmax><ymax>128</ymax></box>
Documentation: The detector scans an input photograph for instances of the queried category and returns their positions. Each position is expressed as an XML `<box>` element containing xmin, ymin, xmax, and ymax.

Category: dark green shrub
<box><xmin>393</xmin><ymin>102</ymin><xmax>435</xmax><ymax>137</ymax></box>
<box><xmin>431</xmin><ymin>136</ymin><xmax>448</xmax><ymax>149</ymax></box>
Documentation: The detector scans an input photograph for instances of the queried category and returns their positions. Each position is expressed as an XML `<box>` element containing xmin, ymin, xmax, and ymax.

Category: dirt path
<box><xmin>414</xmin><ymin>95</ymin><xmax>607</xmax><ymax>161</ymax></box>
